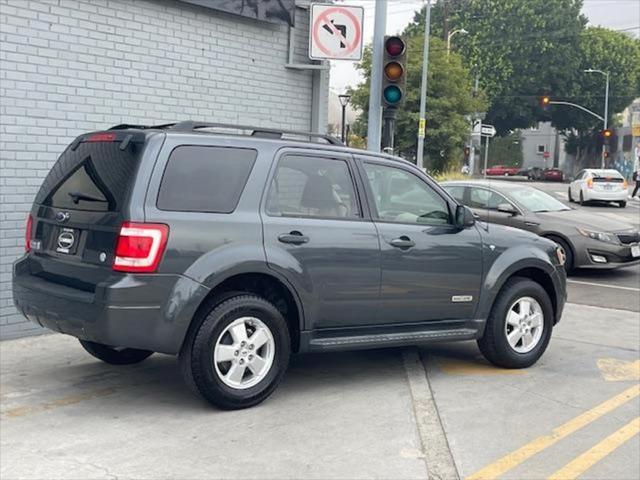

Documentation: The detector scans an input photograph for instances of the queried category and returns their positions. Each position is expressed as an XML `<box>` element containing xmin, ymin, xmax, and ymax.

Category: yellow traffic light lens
<box><xmin>603</xmin><ymin>130</ymin><xmax>612</xmax><ymax>137</ymax></box>
<box><xmin>384</xmin><ymin>61</ymin><xmax>404</xmax><ymax>81</ymax></box>
<box><xmin>542</xmin><ymin>97</ymin><xmax>550</xmax><ymax>104</ymax></box>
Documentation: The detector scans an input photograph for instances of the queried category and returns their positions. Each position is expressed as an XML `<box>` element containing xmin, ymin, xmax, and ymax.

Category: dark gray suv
<box><xmin>13</xmin><ymin>122</ymin><xmax>567</xmax><ymax>409</ymax></box>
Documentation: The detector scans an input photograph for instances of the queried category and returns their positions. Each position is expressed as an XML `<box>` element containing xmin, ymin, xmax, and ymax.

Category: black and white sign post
<box><xmin>480</xmin><ymin>124</ymin><xmax>496</xmax><ymax>179</ymax></box>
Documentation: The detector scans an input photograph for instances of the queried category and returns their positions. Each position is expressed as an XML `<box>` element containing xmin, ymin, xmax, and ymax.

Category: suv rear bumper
<box><xmin>12</xmin><ymin>255</ymin><xmax>209</xmax><ymax>354</ymax></box>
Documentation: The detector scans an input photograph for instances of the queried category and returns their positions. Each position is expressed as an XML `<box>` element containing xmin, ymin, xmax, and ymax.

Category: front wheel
<box><xmin>567</xmin><ymin>187</ymin><xmax>574</xmax><ymax>203</ymax></box>
<box><xmin>79</xmin><ymin>340</ymin><xmax>153</xmax><ymax>365</ymax></box>
<box><xmin>478</xmin><ymin>278</ymin><xmax>553</xmax><ymax>369</ymax></box>
<box><xmin>181</xmin><ymin>294</ymin><xmax>291</xmax><ymax>410</ymax></box>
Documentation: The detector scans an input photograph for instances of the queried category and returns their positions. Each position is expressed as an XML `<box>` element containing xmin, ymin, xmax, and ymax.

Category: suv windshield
<box><xmin>508</xmin><ymin>187</ymin><xmax>570</xmax><ymax>212</ymax></box>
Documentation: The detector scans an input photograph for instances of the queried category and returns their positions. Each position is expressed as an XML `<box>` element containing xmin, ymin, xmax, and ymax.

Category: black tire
<box><xmin>478</xmin><ymin>277</ymin><xmax>554</xmax><ymax>369</ymax></box>
<box><xmin>181</xmin><ymin>294</ymin><xmax>290</xmax><ymax>410</ymax></box>
<box><xmin>546</xmin><ymin>235</ymin><xmax>575</xmax><ymax>275</ymax></box>
<box><xmin>618</xmin><ymin>201</ymin><xmax>626</xmax><ymax>208</ymax></box>
<box><xmin>567</xmin><ymin>187</ymin><xmax>574</xmax><ymax>203</ymax></box>
<box><xmin>579</xmin><ymin>191</ymin><xmax>585</xmax><ymax>206</ymax></box>
<box><xmin>79</xmin><ymin>340</ymin><xmax>153</xmax><ymax>365</ymax></box>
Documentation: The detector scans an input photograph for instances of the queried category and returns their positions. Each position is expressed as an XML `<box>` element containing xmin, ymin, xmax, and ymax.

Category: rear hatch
<box><xmin>28</xmin><ymin>130</ymin><xmax>148</xmax><ymax>292</ymax></box>
<box><xmin>592</xmin><ymin>174</ymin><xmax>625</xmax><ymax>191</ymax></box>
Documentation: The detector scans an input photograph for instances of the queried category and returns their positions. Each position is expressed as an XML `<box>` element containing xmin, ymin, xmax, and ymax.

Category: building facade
<box><xmin>0</xmin><ymin>0</ymin><xmax>329</xmax><ymax>338</ymax></box>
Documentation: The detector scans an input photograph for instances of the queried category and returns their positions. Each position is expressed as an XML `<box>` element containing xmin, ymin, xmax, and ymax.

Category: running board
<box><xmin>300</xmin><ymin>321</ymin><xmax>482</xmax><ymax>352</ymax></box>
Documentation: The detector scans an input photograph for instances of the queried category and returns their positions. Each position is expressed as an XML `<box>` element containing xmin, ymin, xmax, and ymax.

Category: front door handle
<box><xmin>278</xmin><ymin>231</ymin><xmax>309</xmax><ymax>245</ymax></box>
<box><xmin>389</xmin><ymin>236</ymin><xmax>415</xmax><ymax>248</ymax></box>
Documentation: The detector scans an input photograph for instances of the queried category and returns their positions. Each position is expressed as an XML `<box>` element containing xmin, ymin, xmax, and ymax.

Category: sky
<box><xmin>328</xmin><ymin>0</ymin><xmax>640</xmax><ymax>93</ymax></box>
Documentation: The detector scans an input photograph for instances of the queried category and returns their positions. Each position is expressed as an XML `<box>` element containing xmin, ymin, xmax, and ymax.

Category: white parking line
<box><xmin>568</xmin><ymin>280</ymin><xmax>640</xmax><ymax>292</ymax></box>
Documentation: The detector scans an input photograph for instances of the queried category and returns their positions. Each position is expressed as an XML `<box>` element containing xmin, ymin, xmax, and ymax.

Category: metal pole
<box><xmin>483</xmin><ymin>135</ymin><xmax>490</xmax><ymax>179</ymax></box>
<box><xmin>602</xmin><ymin>72</ymin><xmax>609</xmax><ymax>168</ymax></box>
<box><xmin>416</xmin><ymin>0</ymin><xmax>432</xmax><ymax>170</ymax></box>
<box><xmin>367</xmin><ymin>0</ymin><xmax>387</xmax><ymax>152</ymax></box>
<box><xmin>341</xmin><ymin>103</ymin><xmax>347</xmax><ymax>144</ymax></box>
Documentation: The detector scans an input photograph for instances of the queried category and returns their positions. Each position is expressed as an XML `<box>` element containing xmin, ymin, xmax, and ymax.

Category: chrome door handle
<box><xmin>389</xmin><ymin>236</ymin><xmax>415</xmax><ymax>248</ymax></box>
<box><xmin>278</xmin><ymin>231</ymin><xmax>309</xmax><ymax>245</ymax></box>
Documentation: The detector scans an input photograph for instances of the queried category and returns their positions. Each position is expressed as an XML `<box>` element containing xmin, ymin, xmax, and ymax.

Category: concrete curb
<box><xmin>403</xmin><ymin>348</ymin><xmax>460</xmax><ymax>480</ymax></box>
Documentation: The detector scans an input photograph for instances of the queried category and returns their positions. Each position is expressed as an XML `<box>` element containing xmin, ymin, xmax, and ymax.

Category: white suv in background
<box><xmin>568</xmin><ymin>169</ymin><xmax>628</xmax><ymax>208</ymax></box>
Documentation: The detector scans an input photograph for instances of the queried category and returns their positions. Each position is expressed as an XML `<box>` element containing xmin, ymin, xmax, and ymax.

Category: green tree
<box><xmin>486</xmin><ymin>131</ymin><xmax>523</xmax><ymax>167</ymax></box>
<box><xmin>349</xmin><ymin>36</ymin><xmax>486</xmax><ymax>172</ymax></box>
<box><xmin>407</xmin><ymin>0</ymin><xmax>587</xmax><ymax>133</ymax></box>
<box><xmin>552</xmin><ymin>27</ymin><xmax>640</xmax><ymax>162</ymax></box>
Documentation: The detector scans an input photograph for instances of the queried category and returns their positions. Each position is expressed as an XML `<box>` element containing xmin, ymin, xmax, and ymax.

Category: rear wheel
<box><xmin>79</xmin><ymin>340</ymin><xmax>153</xmax><ymax>365</ymax></box>
<box><xmin>618</xmin><ymin>201</ymin><xmax>626</xmax><ymax>208</ymax></box>
<box><xmin>478</xmin><ymin>277</ymin><xmax>553</xmax><ymax>369</ymax></box>
<box><xmin>180</xmin><ymin>294</ymin><xmax>290</xmax><ymax>410</ymax></box>
<box><xmin>579</xmin><ymin>191</ymin><xmax>586</xmax><ymax>206</ymax></box>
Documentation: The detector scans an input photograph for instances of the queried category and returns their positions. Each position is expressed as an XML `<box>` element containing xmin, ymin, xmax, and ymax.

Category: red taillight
<box><xmin>87</xmin><ymin>132</ymin><xmax>116</xmax><ymax>142</ymax></box>
<box><xmin>25</xmin><ymin>214</ymin><xmax>33</xmax><ymax>252</ymax></box>
<box><xmin>113</xmin><ymin>222</ymin><xmax>169</xmax><ymax>273</ymax></box>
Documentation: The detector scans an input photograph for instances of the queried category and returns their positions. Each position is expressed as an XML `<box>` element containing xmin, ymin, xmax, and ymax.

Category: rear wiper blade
<box><xmin>67</xmin><ymin>191</ymin><xmax>106</xmax><ymax>204</ymax></box>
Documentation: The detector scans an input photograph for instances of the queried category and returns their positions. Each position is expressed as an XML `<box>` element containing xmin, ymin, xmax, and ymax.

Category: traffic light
<box><xmin>602</xmin><ymin>129</ymin><xmax>613</xmax><ymax>145</ymax></box>
<box><xmin>540</xmin><ymin>95</ymin><xmax>551</xmax><ymax>110</ymax></box>
<box><xmin>464</xmin><ymin>146</ymin><xmax>471</xmax><ymax>157</ymax></box>
<box><xmin>382</xmin><ymin>36</ymin><xmax>407</xmax><ymax>107</ymax></box>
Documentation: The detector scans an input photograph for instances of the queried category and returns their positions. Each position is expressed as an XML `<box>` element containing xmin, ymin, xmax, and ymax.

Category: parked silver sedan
<box><xmin>442</xmin><ymin>180</ymin><xmax>640</xmax><ymax>273</ymax></box>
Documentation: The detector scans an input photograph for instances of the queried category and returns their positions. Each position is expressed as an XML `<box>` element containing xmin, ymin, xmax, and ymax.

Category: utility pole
<box><xmin>416</xmin><ymin>0</ymin><xmax>432</xmax><ymax>170</ymax></box>
<box><xmin>468</xmin><ymin>73</ymin><xmax>480</xmax><ymax>175</ymax></box>
<box><xmin>584</xmin><ymin>68</ymin><xmax>610</xmax><ymax>168</ymax></box>
<box><xmin>366</xmin><ymin>0</ymin><xmax>387</xmax><ymax>152</ymax></box>
<box><xmin>483</xmin><ymin>135</ymin><xmax>490</xmax><ymax>179</ymax></box>
<box><xmin>443</xmin><ymin>0</ymin><xmax>449</xmax><ymax>41</ymax></box>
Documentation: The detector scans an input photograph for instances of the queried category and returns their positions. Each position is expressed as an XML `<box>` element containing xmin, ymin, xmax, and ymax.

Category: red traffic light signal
<box><xmin>382</xmin><ymin>36</ymin><xmax>407</xmax><ymax>107</ymax></box>
<box><xmin>464</xmin><ymin>146</ymin><xmax>471</xmax><ymax>157</ymax></box>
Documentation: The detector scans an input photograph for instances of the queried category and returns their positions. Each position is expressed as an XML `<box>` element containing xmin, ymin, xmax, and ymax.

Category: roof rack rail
<box><xmin>108</xmin><ymin>123</ymin><xmax>177</xmax><ymax>130</ymax></box>
<box><xmin>169</xmin><ymin>121</ymin><xmax>343</xmax><ymax>146</ymax></box>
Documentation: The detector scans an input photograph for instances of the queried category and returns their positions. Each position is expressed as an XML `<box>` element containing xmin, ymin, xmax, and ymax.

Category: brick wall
<box><xmin>0</xmin><ymin>0</ymin><xmax>328</xmax><ymax>339</ymax></box>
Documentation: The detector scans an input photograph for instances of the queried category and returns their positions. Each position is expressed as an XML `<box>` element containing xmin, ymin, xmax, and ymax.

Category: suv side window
<box><xmin>266</xmin><ymin>155</ymin><xmax>360</xmax><ymax>219</ymax></box>
<box><xmin>468</xmin><ymin>187</ymin><xmax>509</xmax><ymax>210</ymax></box>
<box><xmin>157</xmin><ymin>146</ymin><xmax>257</xmax><ymax>213</ymax></box>
<box><xmin>362</xmin><ymin>162</ymin><xmax>450</xmax><ymax>225</ymax></box>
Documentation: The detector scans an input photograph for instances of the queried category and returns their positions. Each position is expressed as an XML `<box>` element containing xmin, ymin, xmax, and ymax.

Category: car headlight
<box><xmin>576</xmin><ymin>227</ymin><xmax>618</xmax><ymax>244</ymax></box>
<box><xmin>555</xmin><ymin>246</ymin><xmax>566</xmax><ymax>266</ymax></box>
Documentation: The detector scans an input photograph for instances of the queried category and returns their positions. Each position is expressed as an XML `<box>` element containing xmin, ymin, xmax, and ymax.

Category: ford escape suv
<box><xmin>13</xmin><ymin>121</ymin><xmax>567</xmax><ymax>409</ymax></box>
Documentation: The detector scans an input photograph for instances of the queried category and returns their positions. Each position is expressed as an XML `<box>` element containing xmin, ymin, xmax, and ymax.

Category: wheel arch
<box><xmin>181</xmin><ymin>271</ymin><xmax>304</xmax><ymax>354</ymax></box>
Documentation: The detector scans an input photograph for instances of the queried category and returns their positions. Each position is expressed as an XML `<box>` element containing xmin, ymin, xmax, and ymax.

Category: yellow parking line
<box><xmin>547</xmin><ymin>416</ymin><xmax>640</xmax><ymax>480</ymax></box>
<box><xmin>466</xmin><ymin>384</ymin><xmax>640</xmax><ymax>480</ymax></box>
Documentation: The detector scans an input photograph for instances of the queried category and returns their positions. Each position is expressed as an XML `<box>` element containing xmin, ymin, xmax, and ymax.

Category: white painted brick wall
<box><xmin>0</xmin><ymin>0</ymin><xmax>328</xmax><ymax>339</ymax></box>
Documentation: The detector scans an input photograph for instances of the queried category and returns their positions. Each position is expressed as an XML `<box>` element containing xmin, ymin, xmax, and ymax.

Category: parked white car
<box><xmin>568</xmin><ymin>169</ymin><xmax>628</xmax><ymax>208</ymax></box>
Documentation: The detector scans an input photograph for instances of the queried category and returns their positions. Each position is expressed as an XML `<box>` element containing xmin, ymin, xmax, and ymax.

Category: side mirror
<box><xmin>497</xmin><ymin>203</ymin><xmax>518</xmax><ymax>216</ymax></box>
<box><xmin>455</xmin><ymin>205</ymin><xmax>475</xmax><ymax>228</ymax></box>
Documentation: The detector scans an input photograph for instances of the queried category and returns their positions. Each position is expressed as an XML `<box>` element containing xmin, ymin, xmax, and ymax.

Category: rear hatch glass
<box><xmin>30</xmin><ymin>131</ymin><xmax>148</xmax><ymax>290</ymax></box>
<box><xmin>592</xmin><ymin>174</ymin><xmax>624</xmax><ymax>190</ymax></box>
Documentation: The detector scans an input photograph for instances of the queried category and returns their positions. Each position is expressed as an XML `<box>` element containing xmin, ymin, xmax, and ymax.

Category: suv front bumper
<box><xmin>12</xmin><ymin>255</ymin><xmax>209</xmax><ymax>354</ymax></box>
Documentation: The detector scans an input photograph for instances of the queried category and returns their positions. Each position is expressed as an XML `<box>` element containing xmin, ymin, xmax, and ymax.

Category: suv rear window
<box><xmin>35</xmin><ymin>140</ymin><xmax>143</xmax><ymax>212</ymax></box>
<box><xmin>157</xmin><ymin>146</ymin><xmax>257</xmax><ymax>213</ymax></box>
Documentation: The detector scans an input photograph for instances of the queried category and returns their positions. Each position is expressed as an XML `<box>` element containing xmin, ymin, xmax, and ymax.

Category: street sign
<box><xmin>309</xmin><ymin>4</ymin><xmax>364</xmax><ymax>61</ymax></box>
<box><xmin>543</xmin><ymin>151</ymin><xmax>550</xmax><ymax>159</ymax></box>
<box><xmin>480</xmin><ymin>124</ymin><xmax>496</xmax><ymax>137</ymax></box>
<box><xmin>418</xmin><ymin>118</ymin><xmax>426</xmax><ymax>138</ymax></box>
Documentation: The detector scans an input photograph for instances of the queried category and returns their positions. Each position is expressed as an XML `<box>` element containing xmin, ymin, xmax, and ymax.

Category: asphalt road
<box><xmin>492</xmin><ymin>179</ymin><xmax>640</xmax><ymax>313</ymax></box>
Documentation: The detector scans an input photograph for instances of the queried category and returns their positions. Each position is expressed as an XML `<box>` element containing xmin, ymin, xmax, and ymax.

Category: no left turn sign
<box><xmin>309</xmin><ymin>4</ymin><xmax>364</xmax><ymax>61</ymax></box>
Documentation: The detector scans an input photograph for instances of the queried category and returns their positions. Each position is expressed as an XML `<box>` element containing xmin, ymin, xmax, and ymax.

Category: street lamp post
<box><xmin>446</xmin><ymin>28</ymin><xmax>468</xmax><ymax>55</ymax></box>
<box><xmin>584</xmin><ymin>68</ymin><xmax>610</xmax><ymax>168</ymax></box>
<box><xmin>338</xmin><ymin>94</ymin><xmax>351</xmax><ymax>144</ymax></box>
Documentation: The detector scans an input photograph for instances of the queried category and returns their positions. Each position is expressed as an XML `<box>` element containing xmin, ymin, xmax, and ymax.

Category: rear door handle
<box><xmin>278</xmin><ymin>231</ymin><xmax>309</xmax><ymax>245</ymax></box>
<box><xmin>389</xmin><ymin>236</ymin><xmax>415</xmax><ymax>248</ymax></box>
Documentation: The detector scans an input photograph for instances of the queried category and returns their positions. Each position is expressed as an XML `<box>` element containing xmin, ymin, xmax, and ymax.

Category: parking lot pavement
<box><xmin>423</xmin><ymin>302</ymin><xmax>640</xmax><ymax>480</ymax></box>
<box><xmin>0</xmin><ymin>336</ymin><xmax>428</xmax><ymax>480</ymax></box>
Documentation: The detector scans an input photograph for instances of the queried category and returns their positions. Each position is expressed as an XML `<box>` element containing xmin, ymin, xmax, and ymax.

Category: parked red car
<box><xmin>484</xmin><ymin>165</ymin><xmax>520</xmax><ymax>176</ymax></box>
<box><xmin>543</xmin><ymin>168</ymin><xmax>564</xmax><ymax>182</ymax></box>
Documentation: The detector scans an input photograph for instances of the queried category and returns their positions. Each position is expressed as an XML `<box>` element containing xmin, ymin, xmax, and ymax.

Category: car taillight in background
<box><xmin>113</xmin><ymin>222</ymin><xmax>169</xmax><ymax>273</ymax></box>
<box><xmin>25</xmin><ymin>214</ymin><xmax>33</xmax><ymax>252</ymax></box>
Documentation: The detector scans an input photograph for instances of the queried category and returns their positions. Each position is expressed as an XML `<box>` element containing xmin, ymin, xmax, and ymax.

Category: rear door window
<box><xmin>266</xmin><ymin>155</ymin><xmax>361</xmax><ymax>219</ymax></box>
<box><xmin>157</xmin><ymin>146</ymin><xmax>257</xmax><ymax>213</ymax></box>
